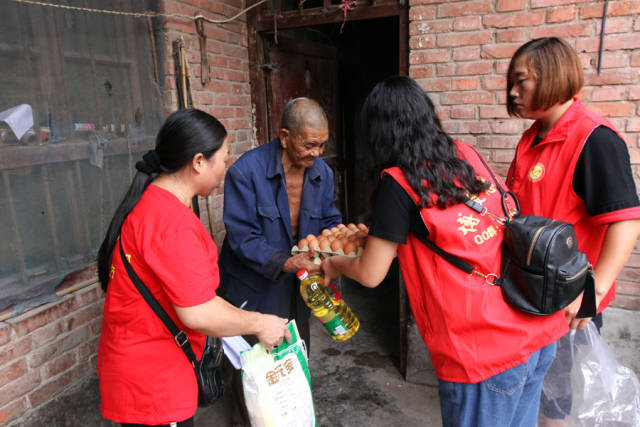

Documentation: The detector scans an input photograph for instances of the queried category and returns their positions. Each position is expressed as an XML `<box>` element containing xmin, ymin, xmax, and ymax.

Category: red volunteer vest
<box><xmin>506</xmin><ymin>99</ymin><xmax>639</xmax><ymax>312</ymax></box>
<box><xmin>385</xmin><ymin>141</ymin><xmax>566</xmax><ymax>383</ymax></box>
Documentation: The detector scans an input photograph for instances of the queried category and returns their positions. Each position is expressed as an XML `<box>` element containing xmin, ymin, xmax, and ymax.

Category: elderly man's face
<box><xmin>281</xmin><ymin>125</ymin><xmax>328</xmax><ymax>168</ymax></box>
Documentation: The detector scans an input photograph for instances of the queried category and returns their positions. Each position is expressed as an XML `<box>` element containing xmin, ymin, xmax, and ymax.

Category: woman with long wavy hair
<box><xmin>321</xmin><ymin>76</ymin><xmax>566</xmax><ymax>426</ymax></box>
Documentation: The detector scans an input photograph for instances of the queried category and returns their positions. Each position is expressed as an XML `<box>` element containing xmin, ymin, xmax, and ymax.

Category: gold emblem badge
<box><xmin>528</xmin><ymin>163</ymin><xmax>545</xmax><ymax>182</ymax></box>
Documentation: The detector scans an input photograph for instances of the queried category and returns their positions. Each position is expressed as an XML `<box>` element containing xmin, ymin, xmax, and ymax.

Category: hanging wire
<box><xmin>11</xmin><ymin>0</ymin><xmax>269</xmax><ymax>24</ymax></box>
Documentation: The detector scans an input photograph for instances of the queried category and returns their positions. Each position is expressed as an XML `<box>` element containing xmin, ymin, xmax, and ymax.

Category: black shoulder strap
<box><xmin>414</xmin><ymin>234</ymin><xmax>475</xmax><ymax>275</ymax></box>
<box><xmin>118</xmin><ymin>238</ymin><xmax>198</xmax><ymax>365</ymax></box>
<box><xmin>468</xmin><ymin>147</ymin><xmax>521</xmax><ymax>218</ymax></box>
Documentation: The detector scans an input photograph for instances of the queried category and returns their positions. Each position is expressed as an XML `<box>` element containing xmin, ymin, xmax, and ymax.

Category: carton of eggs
<box><xmin>291</xmin><ymin>223</ymin><xmax>369</xmax><ymax>261</ymax></box>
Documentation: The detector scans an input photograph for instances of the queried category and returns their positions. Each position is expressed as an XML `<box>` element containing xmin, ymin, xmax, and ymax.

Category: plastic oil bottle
<box><xmin>297</xmin><ymin>269</ymin><xmax>359</xmax><ymax>342</ymax></box>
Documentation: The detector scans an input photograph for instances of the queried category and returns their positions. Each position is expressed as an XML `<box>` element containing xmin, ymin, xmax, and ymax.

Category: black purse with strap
<box><xmin>417</xmin><ymin>149</ymin><xmax>597</xmax><ymax>317</ymax></box>
<box><xmin>118</xmin><ymin>238</ymin><xmax>225</xmax><ymax>406</ymax></box>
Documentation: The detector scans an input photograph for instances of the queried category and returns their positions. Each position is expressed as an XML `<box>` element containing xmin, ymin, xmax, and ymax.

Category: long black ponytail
<box><xmin>97</xmin><ymin>109</ymin><xmax>227</xmax><ymax>291</ymax></box>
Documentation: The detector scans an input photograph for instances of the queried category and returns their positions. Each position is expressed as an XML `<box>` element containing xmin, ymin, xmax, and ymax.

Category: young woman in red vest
<box><xmin>321</xmin><ymin>76</ymin><xmax>567</xmax><ymax>427</ymax></box>
<box><xmin>96</xmin><ymin>109</ymin><xmax>291</xmax><ymax>427</ymax></box>
<box><xmin>506</xmin><ymin>37</ymin><xmax>640</xmax><ymax>425</ymax></box>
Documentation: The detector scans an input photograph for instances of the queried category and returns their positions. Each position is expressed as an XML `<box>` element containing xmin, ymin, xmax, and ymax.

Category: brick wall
<box><xmin>408</xmin><ymin>0</ymin><xmax>640</xmax><ymax>309</ymax></box>
<box><xmin>162</xmin><ymin>0</ymin><xmax>255</xmax><ymax>247</ymax></box>
<box><xmin>0</xmin><ymin>1</ymin><xmax>253</xmax><ymax>425</ymax></box>
<box><xmin>0</xmin><ymin>285</ymin><xmax>103</xmax><ymax>425</ymax></box>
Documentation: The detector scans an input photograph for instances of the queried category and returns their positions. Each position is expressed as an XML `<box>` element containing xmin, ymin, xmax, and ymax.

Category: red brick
<box><xmin>441</xmin><ymin>91</ymin><xmax>494</xmax><ymax>105</ymax></box>
<box><xmin>443</xmin><ymin>120</ymin><xmax>491</xmax><ymax>134</ymax></box>
<box><xmin>418</xmin><ymin>78</ymin><xmax>451</xmax><ymax>92</ymax></box>
<box><xmin>581</xmin><ymin>1</ymin><xmax>640</xmax><ymax>18</ymax></box>
<box><xmin>29</xmin><ymin>341</ymin><xmax>60</xmax><ymax>369</ymax></box>
<box><xmin>452</xmin><ymin>77</ymin><xmax>479</xmax><ymax>91</ymax></box>
<box><xmin>493</xmin><ymin>148</ymin><xmax>517</xmax><ymax>163</ymax></box>
<box><xmin>591</xmin><ymin>87</ymin><xmax>626</xmax><ymax>102</ymax></box>
<box><xmin>479</xmin><ymin>105</ymin><xmax>511</xmax><ymax>119</ymax></box>
<box><xmin>32</xmin><ymin>320</ymin><xmax>65</xmax><ymax>346</ymax></box>
<box><xmin>631</xmin><ymin>52</ymin><xmax>640</xmax><ymax>67</ymax></box>
<box><xmin>409</xmin><ymin>35</ymin><xmax>436</xmax><ymax>50</ymax></box>
<box><xmin>27</xmin><ymin>371</ymin><xmax>74</xmax><ymax>408</ymax></box>
<box><xmin>436</xmin><ymin>63</ymin><xmax>456</xmax><ymax>76</ymax></box>
<box><xmin>496</xmin><ymin>29</ymin><xmax>527</xmax><ymax>43</ymax></box>
<box><xmin>8</xmin><ymin>299</ymin><xmax>75</xmax><ymax>337</ymax></box>
<box><xmin>457</xmin><ymin>61</ymin><xmax>494</xmax><ymax>76</ymax></box>
<box><xmin>484</xmin><ymin>11</ymin><xmax>545</xmax><ymax>28</ymax></box>
<box><xmin>0</xmin><ymin>325</ymin><xmax>10</xmax><ymax>346</ymax></box>
<box><xmin>409</xmin><ymin>65</ymin><xmax>436</xmax><ymax>79</ymax></box>
<box><xmin>601</xmin><ymin>17</ymin><xmax>633</xmax><ymax>34</ymax></box>
<box><xmin>43</xmin><ymin>353</ymin><xmax>76</xmax><ymax>379</ymax></box>
<box><xmin>59</xmin><ymin>325</ymin><xmax>91</xmax><ymax>353</ymax></box>
<box><xmin>0</xmin><ymin>370</ymin><xmax>40</xmax><ymax>407</ymax></box>
<box><xmin>0</xmin><ymin>359</ymin><xmax>27</xmax><ymax>388</ymax></box>
<box><xmin>0</xmin><ymin>337</ymin><xmax>32</xmax><ymax>366</ymax></box>
<box><xmin>497</xmin><ymin>0</ymin><xmax>525</xmax><ymax>11</ymax></box>
<box><xmin>495</xmin><ymin>59</ymin><xmax>512</xmax><ymax>74</ymax></box>
<box><xmin>438</xmin><ymin>0</ymin><xmax>491</xmax><ymax>18</ymax></box>
<box><xmin>452</xmin><ymin>46</ymin><xmax>480</xmax><ymax>62</ymax></box>
<box><xmin>410</xmin><ymin>22</ymin><xmax>435</xmax><ymax>36</ymax></box>
<box><xmin>0</xmin><ymin>397</ymin><xmax>28</xmax><ymax>425</ymax></box>
<box><xmin>409</xmin><ymin>5</ymin><xmax>437</xmax><ymax>20</ymax></box>
<box><xmin>617</xmin><ymin>280</ymin><xmax>640</xmax><ymax>296</ymax></box>
<box><xmin>478</xmin><ymin>135</ymin><xmax>520</xmax><ymax>149</ymax></box>
<box><xmin>454</xmin><ymin>16</ymin><xmax>482</xmax><ymax>31</ymax></box>
<box><xmin>530</xmin><ymin>22</ymin><xmax>594</xmax><ymax>38</ymax></box>
<box><xmin>450</xmin><ymin>106</ymin><xmax>476</xmax><ymax>119</ymax></box>
<box><xmin>586</xmin><ymin>69</ymin><xmax>638</xmax><ymax>86</ymax></box>
<box><xmin>547</xmin><ymin>5</ymin><xmax>577</xmax><ymax>22</ymax></box>
<box><xmin>629</xmin><ymin>87</ymin><xmax>640</xmax><ymax>100</ymax></box>
<box><xmin>483</xmin><ymin>75</ymin><xmax>507</xmax><ymax>90</ymax></box>
<box><xmin>410</xmin><ymin>50</ymin><xmax>449</xmax><ymax>64</ymax></box>
<box><xmin>436</xmin><ymin>32</ymin><xmax>492</xmax><ymax>47</ymax></box>
<box><xmin>532</xmin><ymin>0</ymin><xmax>589</xmax><ymax>7</ymax></box>
<box><xmin>492</xmin><ymin>120</ymin><xmax>523</xmax><ymax>134</ymax></box>
<box><xmin>481</xmin><ymin>43</ymin><xmax>520</xmax><ymax>59</ymax></box>
<box><xmin>575</xmin><ymin>38</ymin><xmax>600</xmax><ymax>53</ymax></box>
<box><xmin>596</xmin><ymin>34</ymin><xmax>640</xmax><ymax>51</ymax></box>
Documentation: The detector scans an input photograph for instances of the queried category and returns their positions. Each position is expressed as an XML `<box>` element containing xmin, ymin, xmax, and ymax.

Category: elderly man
<box><xmin>220</xmin><ymin>98</ymin><xmax>342</xmax><ymax>426</ymax></box>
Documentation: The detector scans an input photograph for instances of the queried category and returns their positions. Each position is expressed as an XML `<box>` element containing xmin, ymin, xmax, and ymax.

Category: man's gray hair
<box><xmin>281</xmin><ymin>97</ymin><xmax>328</xmax><ymax>133</ymax></box>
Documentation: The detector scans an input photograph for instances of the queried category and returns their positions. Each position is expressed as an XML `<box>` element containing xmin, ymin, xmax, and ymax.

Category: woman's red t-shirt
<box><xmin>98</xmin><ymin>184</ymin><xmax>218</xmax><ymax>424</ymax></box>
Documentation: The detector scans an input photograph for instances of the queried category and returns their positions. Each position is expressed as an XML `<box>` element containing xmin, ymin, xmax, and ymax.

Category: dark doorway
<box><xmin>253</xmin><ymin>17</ymin><xmax>403</xmax><ymax>224</ymax></box>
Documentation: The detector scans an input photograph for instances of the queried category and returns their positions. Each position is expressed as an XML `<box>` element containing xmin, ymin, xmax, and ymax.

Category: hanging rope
<box><xmin>338</xmin><ymin>0</ymin><xmax>357</xmax><ymax>32</ymax></box>
<box><xmin>11</xmin><ymin>0</ymin><xmax>268</xmax><ymax>24</ymax></box>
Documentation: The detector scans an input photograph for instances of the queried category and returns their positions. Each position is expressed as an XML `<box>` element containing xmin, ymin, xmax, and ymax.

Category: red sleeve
<box><xmin>144</xmin><ymin>228</ymin><xmax>219</xmax><ymax>307</ymax></box>
<box><xmin>592</xmin><ymin>206</ymin><xmax>640</xmax><ymax>226</ymax></box>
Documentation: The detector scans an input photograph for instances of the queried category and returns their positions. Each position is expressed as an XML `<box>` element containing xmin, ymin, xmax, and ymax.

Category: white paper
<box><xmin>0</xmin><ymin>104</ymin><xmax>34</xmax><ymax>140</ymax></box>
<box><xmin>221</xmin><ymin>335</ymin><xmax>251</xmax><ymax>369</ymax></box>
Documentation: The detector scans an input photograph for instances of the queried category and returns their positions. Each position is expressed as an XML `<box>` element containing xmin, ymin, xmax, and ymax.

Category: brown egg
<box><xmin>357</xmin><ymin>223</ymin><xmax>369</xmax><ymax>233</ymax></box>
<box><xmin>337</xmin><ymin>224</ymin><xmax>347</xmax><ymax>231</ymax></box>
<box><xmin>298</xmin><ymin>238</ymin><xmax>309</xmax><ymax>250</ymax></box>
<box><xmin>343</xmin><ymin>241</ymin><xmax>357</xmax><ymax>255</ymax></box>
<box><xmin>347</xmin><ymin>223</ymin><xmax>358</xmax><ymax>231</ymax></box>
<box><xmin>330</xmin><ymin>227</ymin><xmax>340</xmax><ymax>234</ymax></box>
<box><xmin>307</xmin><ymin>237</ymin><xmax>318</xmax><ymax>249</ymax></box>
<box><xmin>321</xmin><ymin>229</ymin><xmax>332</xmax><ymax>237</ymax></box>
<box><xmin>306</xmin><ymin>233</ymin><xmax>316</xmax><ymax>241</ymax></box>
<box><xmin>318</xmin><ymin>239</ymin><xmax>331</xmax><ymax>251</ymax></box>
<box><xmin>330</xmin><ymin>239</ymin><xmax>343</xmax><ymax>252</ymax></box>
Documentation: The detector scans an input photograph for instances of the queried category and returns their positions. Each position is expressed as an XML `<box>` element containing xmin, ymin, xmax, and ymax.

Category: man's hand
<box><xmin>283</xmin><ymin>252</ymin><xmax>321</xmax><ymax>274</ymax></box>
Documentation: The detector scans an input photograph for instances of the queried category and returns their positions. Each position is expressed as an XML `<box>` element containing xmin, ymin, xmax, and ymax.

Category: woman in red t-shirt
<box><xmin>321</xmin><ymin>76</ymin><xmax>566</xmax><ymax>427</ymax></box>
<box><xmin>96</xmin><ymin>109</ymin><xmax>291</xmax><ymax>427</ymax></box>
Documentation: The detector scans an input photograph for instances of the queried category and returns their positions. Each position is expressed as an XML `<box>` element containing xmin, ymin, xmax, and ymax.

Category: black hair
<box><xmin>360</xmin><ymin>76</ymin><xmax>488</xmax><ymax>209</ymax></box>
<box><xmin>97</xmin><ymin>108</ymin><xmax>227</xmax><ymax>291</ymax></box>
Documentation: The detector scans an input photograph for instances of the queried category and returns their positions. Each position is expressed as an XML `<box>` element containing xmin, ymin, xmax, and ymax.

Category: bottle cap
<box><xmin>296</xmin><ymin>269</ymin><xmax>308</xmax><ymax>280</ymax></box>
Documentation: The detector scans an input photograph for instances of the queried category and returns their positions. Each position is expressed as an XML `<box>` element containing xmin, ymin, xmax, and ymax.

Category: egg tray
<box><xmin>291</xmin><ymin>245</ymin><xmax>363</xmax><ymax>264</ymax></box>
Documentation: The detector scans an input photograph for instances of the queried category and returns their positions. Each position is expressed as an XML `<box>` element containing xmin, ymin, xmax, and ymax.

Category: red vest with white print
<box><xmin>506</xmin><ymin>99</ymin><xmax>638</xmax><ymax>312</ymax></box>
<box><xmin>384</xmin><ymin>141</ymin><xmax>566</xmax><ymax>383</ymax></box>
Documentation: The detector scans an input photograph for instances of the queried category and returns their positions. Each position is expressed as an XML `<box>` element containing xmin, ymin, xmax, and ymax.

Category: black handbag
<box><xmin>118</xmin><ymin>239</ymin><xmax>225</xmax><ymax>406</ymax></box>
<box><xmin>418</xmin><ymin>150</ymin><xmax>597</xmax><ymax>317</ymax></box>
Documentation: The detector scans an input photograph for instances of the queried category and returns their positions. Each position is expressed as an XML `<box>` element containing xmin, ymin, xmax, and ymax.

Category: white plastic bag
<box><xmin>541</xmin><ymin>322</ymin><xmax>640</xmax><ymax>426</ymax></box>
<box><xmin>240</xmin><ymin>320</ymin><xmax>316</xmax><ymax>427</ymax></box>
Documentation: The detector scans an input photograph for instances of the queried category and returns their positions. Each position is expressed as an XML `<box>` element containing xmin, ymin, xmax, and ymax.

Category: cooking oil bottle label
<box><xmin>321</xmin><ymin>316</ymin><xmax>347</xmax><ymax>336</ymax></box>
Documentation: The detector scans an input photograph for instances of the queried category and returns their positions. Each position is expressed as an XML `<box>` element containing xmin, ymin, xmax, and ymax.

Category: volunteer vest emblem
<box><xmin>528</xmin><ymin>162</ymin><xmax>545</xmax><ymax>182</ymax></box>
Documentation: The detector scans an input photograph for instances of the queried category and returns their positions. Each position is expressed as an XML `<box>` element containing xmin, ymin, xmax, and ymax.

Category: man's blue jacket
<box><xmin>219</xmin><ymin>138</ymin><xmax>342</xmax><ymax>324</ymax></box>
